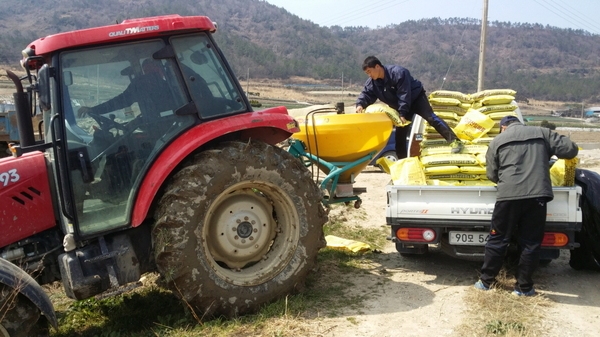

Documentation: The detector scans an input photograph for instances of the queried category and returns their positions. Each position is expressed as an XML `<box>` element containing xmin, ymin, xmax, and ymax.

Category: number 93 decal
<box><xmin>0</xmin><ymin>169</ymin><xmax>20</xmax><ymax>187</ymax></box>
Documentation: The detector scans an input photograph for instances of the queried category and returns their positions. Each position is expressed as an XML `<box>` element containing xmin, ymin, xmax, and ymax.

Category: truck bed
<box><xmin>386</xmin><ymin>184</ymin><xmax>582</xmax><ymax>259</ymax></box>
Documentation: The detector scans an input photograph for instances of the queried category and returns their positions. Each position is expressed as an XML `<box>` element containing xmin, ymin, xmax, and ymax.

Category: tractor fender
<box><xmin>131</xmin><ymin>107</ymin><xmax>299</xmax><ymax>226</ymax></box>
<box><xmin>0</xmin><ymin>258</ymin><xmax>58</xmax><ymax>329</ymax></box>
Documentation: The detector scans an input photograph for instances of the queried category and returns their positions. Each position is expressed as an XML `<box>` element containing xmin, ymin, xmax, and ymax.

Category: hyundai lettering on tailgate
<box><xmin>451</xmin><ymin>207</ymin><xmax>494</xmax><ymax>215</ymax></box>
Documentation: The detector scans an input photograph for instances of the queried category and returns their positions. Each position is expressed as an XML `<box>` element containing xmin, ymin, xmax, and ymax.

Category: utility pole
<box><xmin>341</xmin><ymin>72</ymin><xmax>344</xmax><ymax>96</ymax></box>
<box><xmin>477</xmin><ymin>0</ymin><xmax>489</xmax><ymax>92</ymax></box>
<box><xmin>246</xmin><ymin>68</ymin><xmax>250</xmax><ymax>96</ymax></box>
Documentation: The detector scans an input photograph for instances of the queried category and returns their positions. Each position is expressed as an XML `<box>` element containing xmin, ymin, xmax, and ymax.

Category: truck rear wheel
<box><xmin>153</xmin><ymin>140</ymin><xmax>327</xmax><ymax>318</ymax></box>
<box><xmin>0</xmin><ymin>284</ymin><xmax>46</xmax><ymax>337</ymax></box>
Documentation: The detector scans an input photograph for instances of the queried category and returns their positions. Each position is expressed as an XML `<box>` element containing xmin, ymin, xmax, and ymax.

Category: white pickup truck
<box><xmin>386</xmin><ymin>109</ymin><xmax>582</xmax><ymax>262</ymax></box>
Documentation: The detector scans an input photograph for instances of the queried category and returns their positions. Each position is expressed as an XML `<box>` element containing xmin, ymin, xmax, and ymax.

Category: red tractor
<box><xmin>0</xmin><ymin>15</ymin><xmax>326</xmax><ymax>336</ymax></box>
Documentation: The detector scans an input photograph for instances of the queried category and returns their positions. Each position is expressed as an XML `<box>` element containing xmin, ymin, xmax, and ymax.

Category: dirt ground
<box><xmin>306</xmin><ymin>148</ymin><xmax>600</xmax><ymax>337</ymax></box>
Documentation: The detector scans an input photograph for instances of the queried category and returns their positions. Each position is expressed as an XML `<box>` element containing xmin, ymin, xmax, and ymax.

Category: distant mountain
<box><xmin>1</xmin><ymin>0</ymin><xmax>599</xmax><ymax>101</ymax></box>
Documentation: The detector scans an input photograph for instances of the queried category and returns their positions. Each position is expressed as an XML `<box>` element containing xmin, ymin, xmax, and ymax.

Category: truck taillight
<box><xmin>542</xmin><ymin>232</ymin><xmax>569</xmax><ymax>247</ymax></box>
<box><xmin>396</xmin><ymin>228</ymin><xmax>436</xmax><ymax>242</ymax></box>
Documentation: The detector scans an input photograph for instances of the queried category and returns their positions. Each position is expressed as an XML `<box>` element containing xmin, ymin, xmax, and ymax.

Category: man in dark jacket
<box><xmin>78</xmin><ymin>58</ymin><xmax>178</xmax><ymax>122</ymax></box>
<box><xmin>355</xmin><ymin>56</ymin><xmax>463</xmax><ymax>158</ymax></box>
<box><xmin>475</xmin><ymin>115</ymin><xmax>579</xmax><ymax>296</ymax></box>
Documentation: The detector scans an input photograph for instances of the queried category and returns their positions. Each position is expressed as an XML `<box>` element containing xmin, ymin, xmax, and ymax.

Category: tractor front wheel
<box><xmin>153</xmin><ymin>140</ymin><xmax>327</xmax><ymax>318</ymax></box>
<box><xmin>0</xmin><ymin>284</ymin><xmax>47</xmax><ymax>337</ymax></box>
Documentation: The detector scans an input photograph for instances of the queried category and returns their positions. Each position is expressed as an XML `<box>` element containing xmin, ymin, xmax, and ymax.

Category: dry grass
<box><xmin>457</xmin><ymin>270</ymin><xmax>553</xmax><ymax>337</ymax></box>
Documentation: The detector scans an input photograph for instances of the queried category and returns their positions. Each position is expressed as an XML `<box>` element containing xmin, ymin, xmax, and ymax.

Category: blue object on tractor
<box><xmin>0</xmin><ymin>109</ymin><xmax>20</xmax><ymax>143</ymax></box>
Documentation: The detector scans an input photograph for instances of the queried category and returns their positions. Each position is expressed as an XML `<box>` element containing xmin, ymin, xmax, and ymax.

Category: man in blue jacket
<box><xmin>355</xmin><ymin>56</ymin><xmax>463</xmax><ymax>158</ymax></box>
<box><xmin>475</xmin><ymin>115</ymin><xmax>579</xmax><ymax>296</ymax></box>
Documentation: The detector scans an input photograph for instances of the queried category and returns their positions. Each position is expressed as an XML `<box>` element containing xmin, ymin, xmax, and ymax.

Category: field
<box><xmin>2</xmin><ymin>77</ymin><xmax>600</xmax><ymax>336</ymax></box>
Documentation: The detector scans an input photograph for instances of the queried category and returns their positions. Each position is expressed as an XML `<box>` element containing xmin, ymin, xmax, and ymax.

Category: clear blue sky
<box><xmin>265</xmin><ymin>0</ymin><xmax>600</xmax><ymax>34</ymax></box>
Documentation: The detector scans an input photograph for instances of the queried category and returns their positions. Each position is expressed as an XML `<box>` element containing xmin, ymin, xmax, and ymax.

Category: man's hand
<box><xmin>400</xmin><ymin>116</ymin><xmax>407</xmax><ymax>125</ymax></box>
<box><xmin>355</xmin><ymin>105</ymin><xmax>364</xmax><ymax>113</ymax></box>
<box><xmin>77</xmin><ymin>106</ymin><xmax>93</xmax><ymax>118</ymax></box>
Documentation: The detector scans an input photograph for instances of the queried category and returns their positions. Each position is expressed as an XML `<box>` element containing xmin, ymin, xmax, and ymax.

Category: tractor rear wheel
<box><xmin>0</xmin><ymin>284</ymin><xmax>46</xmax><ymax>337</ymax></box>
<box><xmin>153</xmin><ymin>140</ymin><xmax>327</xmax><ymax>318</ymax></box>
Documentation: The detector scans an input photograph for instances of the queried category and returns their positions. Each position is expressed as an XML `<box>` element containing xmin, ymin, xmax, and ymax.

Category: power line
<box><xmin>321</xmin><ymin>0</ymin><xmax>412</xmax><ymax>28</ymax></box>
<box><xmin>533</xmin><ymin>0</ymin><xmax>600</xmax><ymax>34</ymax></box>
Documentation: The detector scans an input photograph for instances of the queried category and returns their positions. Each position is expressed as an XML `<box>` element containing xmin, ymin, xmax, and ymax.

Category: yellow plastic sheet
<box><xmin>325</xmin><ymin>235</ymin><xmax>371</xmax><ymax>253</ymax></box>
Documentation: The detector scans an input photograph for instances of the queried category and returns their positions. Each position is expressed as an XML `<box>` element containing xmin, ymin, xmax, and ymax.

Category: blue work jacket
<box><xmin>355</xmin><ymin>65</ymin><xmax>424</xmax><ymax>117</ymax></box>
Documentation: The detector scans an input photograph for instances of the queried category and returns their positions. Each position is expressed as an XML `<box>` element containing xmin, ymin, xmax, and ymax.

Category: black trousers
<box><xmin>480</xmin><ymin>198</ymin><xmax>547</xmax><ymax>292</ymax></box>
<box><xmin>395</xmin><ymin>91</ymin><xmax>459</xmax><ymax>158</ymax></box>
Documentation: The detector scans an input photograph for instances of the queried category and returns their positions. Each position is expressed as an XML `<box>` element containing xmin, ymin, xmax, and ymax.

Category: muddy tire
<box><xmin>153</xmin><ymin>140</ymin><xmax>327</xmax><ymax>317</ymax></box>
<box><xmin>0</xmin><ymin>284</ymin><xmax>46</xmax><ymax>337</ymax></box>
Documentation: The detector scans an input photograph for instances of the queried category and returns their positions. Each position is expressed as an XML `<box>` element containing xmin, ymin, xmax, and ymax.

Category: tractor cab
<box><xmin>20</xmin><ymin>17</ymin><xmax>248</xmax><ymax>237</ymax></box>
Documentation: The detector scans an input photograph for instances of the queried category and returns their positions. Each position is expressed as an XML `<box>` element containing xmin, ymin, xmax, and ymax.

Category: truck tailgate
<box><xmin>386</xmin><ymin>185</ymin><xmax>582</xmax><ymax>224</ymax></box>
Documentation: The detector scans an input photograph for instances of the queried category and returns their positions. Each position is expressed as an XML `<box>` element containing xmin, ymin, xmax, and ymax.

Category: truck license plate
<box><xmin>449</xmin><ymin>231</ymin><xmax>489</xmax><ymax>246</ymax></box>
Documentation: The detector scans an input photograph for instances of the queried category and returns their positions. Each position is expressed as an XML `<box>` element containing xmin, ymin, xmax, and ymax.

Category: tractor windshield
<box><xmin>60</xmin><ymin>39</ymin><xmax>195</xmax><ymax>235</ymax></box>
<box><xmin>170</xmin><ymin>34</ymin><xmax>246</xmax><ymax>118</ymax></box>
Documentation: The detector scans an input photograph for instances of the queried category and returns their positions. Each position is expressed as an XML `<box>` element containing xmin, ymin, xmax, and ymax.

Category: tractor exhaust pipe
<box><xmin>5</xmin><ymin>70</ymin><xmax>35</xmax><ymax>147</ymax></box>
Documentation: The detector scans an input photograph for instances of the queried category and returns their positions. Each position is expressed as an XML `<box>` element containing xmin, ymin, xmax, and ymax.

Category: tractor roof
<box><xmin>26</xmin><ymin>15</ymin><xmax>216</xmax><ymax>57</ymax></box>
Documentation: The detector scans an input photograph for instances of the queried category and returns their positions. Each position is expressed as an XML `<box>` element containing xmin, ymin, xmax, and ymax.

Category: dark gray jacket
<box><xmin>486</xmin><ymin>122</ymin><xmax>579</xmax><ymax>201</ymax></box>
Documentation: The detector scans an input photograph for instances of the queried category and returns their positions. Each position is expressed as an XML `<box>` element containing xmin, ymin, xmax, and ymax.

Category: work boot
<box><xmin>450</xmin><ymin>139</ymin><xmax>464</xmax><ymax>154</ymax></box>
<box><xmin>474</xmin><ymin>280</ymin><xmax>490</xmax><ymax>291</ymax></box>
<box><xmin>512</xmin><ymin>288</ymin><xmax>537</xmax><ymax>297</ymax></box>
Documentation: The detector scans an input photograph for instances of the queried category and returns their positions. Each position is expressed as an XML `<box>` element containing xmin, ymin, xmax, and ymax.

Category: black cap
<box><xmin>500</xmin><ymin>115</ymin><xmax>519</xmax><ymax>128</ymax></box>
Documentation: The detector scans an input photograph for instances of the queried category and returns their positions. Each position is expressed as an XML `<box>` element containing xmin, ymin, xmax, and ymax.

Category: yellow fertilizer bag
<box><xmin>476</xmin><ymin>153</ymin><xmax>487</xmax><ymax>166</ymax></box>
<box><xmin>471</xmin><ymin>89</ymin><xmax>517</xmax><ymax>101</ymax></box>
<box><xmin>427</xmin><ymin>173</ymin><xmax>481</xmax><ymax>180</ymax></box>
<box><xmin>431</xmin><ymin>105</ymin><xmax>466</xmax><ymax>114</ymax></box>
<box><xmin>480</xmin><ymin>95</ymin><xmax>516</xmax><ymax>106</ymax></box>
<box><xmin>389</xmin><ymin>157</ymin><xmax>427</xmax><ymax>185</ymax></box>
<box><xmin>477</xmin><ymin>104</ymin><xmax>518</xmax><ymax>114</ymax></box>
<box><xmin>424</xmin><ymin>165</ymin><xmax>461</xmax><ymax>175</ymax></box>
<box><xmin>427</xmin><ymin>179</ymin><xmax>462</xmax><ymax>186</ymax></box>
<box><xmin>366</xmin><ymin>104</ymin><xmax>411</xmax><ymax>127</ymax></box>
<box><xmin>429</xmin><ymin>90</ymin><xmax>473</xmax><ymax>103</ymax></box>
<box><xmin>434</xmin><ymin>111</ymin><xmax>459</xmax><ymax>121</ymax></box>
<box><xmin>420</xmin><ymin>138</ymin><xmax>450</xmax><ymax>147</ymax></box>
<box><xmin>550</xmin><ymin>158</ymin><xmax>579</xmax><ymax>186</ymax></box>
<box><xmin>463</xmin><ymin>144</ymin><xmax>489</xmax><ymax>155</ymax></box>
<box><xmin>460</xmin><ymin>166</ymin><xmax>487</xmax><ymax>175</ymax></box>
<box><xmin>420</xmin><ymin>153</ymin><xmax>479</xmax><ymax>167</ymax></box>
<box><xmin>471</xmin><ymin>137</ymin><xmax>495</xmax><ymax>145</ymax></box>
<box><xmin>453</xmin><ymin>109</ymin><xmax>495</xmax><ymax>141</ymax></box>
<box><xmin>421</xmin><ymin>146</ymin><xmax>453</xmax><ymax>156</ymax></box>
<box><xmin>487</xmin><ymin>111</ymin><xmax>518</xmax><ymax>120</ymax></box>
<box><xmin>485</xmin><ymin>127</ymin><xmax>501</xmax><ymax>135</ymax></box>
<box><xmin>429</xmin><ymin>97</ymin><xmax>462</xmax><ymax>106</ymax></box>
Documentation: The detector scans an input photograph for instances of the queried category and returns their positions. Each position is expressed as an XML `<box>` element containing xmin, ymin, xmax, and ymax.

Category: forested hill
<box><xmin>1</xmin><ymin>0</ymin><xmax>599</xmax><ymax>101</ymax></box>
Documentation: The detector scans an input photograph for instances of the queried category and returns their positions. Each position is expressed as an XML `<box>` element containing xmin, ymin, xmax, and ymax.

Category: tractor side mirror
<box><xmin>38</xmin><ymin>65</ymin><xmax>51</xmax><ymax>113</ymax></box>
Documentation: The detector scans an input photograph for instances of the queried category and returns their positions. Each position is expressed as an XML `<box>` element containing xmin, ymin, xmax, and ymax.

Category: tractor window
<box><xmin>59</xmin><ymin>40</ymin><xmax>195</xmax><ymax>236</ymax></box>
<box><xmin>171</xmin><ymin>34</ymin><xmax>246</xmax><ymax>119</ymax></box>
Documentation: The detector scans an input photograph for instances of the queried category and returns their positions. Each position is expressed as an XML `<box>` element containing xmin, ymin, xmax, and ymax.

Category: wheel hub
<box><xmin>206</xmin><ymin>189</ymin><xmax>277</xmax><ymax>269</ymax></box>
<box><xmin>236</xmin><ymin>221</ymin><xmax>253</xmax><ymax>238</ymax></box>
